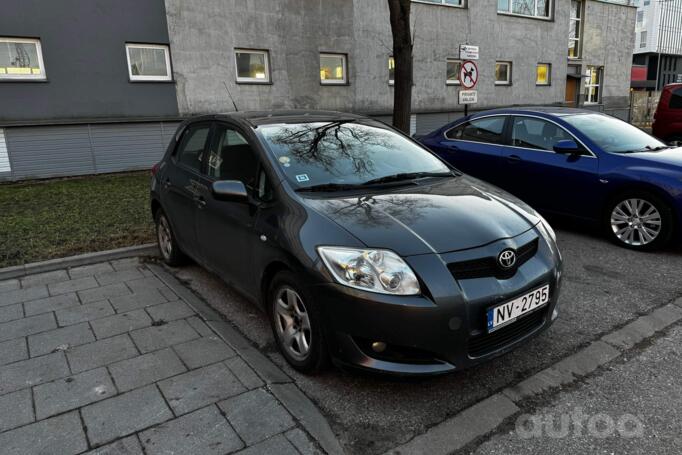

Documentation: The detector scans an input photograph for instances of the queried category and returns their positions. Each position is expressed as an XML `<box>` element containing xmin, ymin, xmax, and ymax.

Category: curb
<box><xmin>148</xmin><ymin>264</ymin><xmax>345</xmax><ymax>455</ymax></box>
<box><xmin>0</xmin><ymin>244</ymin><xmax>158</xmax><ymax>281</ymax></box>
<box><xmin>385</xmin><ymin>297</ymin><xmax>682</xmax><ymax>455</ymax></box>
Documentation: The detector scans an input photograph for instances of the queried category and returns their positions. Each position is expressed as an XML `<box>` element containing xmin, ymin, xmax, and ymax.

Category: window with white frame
<box><xmin>125</xmin><ymin>44</ymin><xmax>172</xmax><ymax>81</ymax></box>
<box><xmin>498</xmin><ymin>0</ymin><xmax>551</xmax><ymax>18</ymax></box>
<box><xmin>584</xmin><ymin>66</ymin><xmax>602</xmax><ymax>104</ymax></box>
<box><xmin>568</xmin><ymin>0</ymin><xmax>583</xmax><ymax>59</ymax></box>
<box><xmin>446</xmin><ymin>58</ymin><xmax>462</xmax><ymax>85</ymax></box>
<box><xmin>495</xmin><ymin>61</ymin><xmax>512</xmax><ymax>85</ymax></box>
<box><xmin>320</xmin><ymin>53</ymin><xmax>347</xmax><ymax>85</ymax></box>
<box><xmin>413</xmin><ymin>0</ymin><xmax>463</xmax><ymax>6</ymax></box>
<box><xmin>234</xmin><ymin>49</ymin><xmax>270</xmax><ymax>83</ymax></box>
<box><xmin>636</xmin><ymin>10</ymin><xmax>644</xmax><ymax>25</ymax></box>
<box><xmin>640</xmin><ymin>31</ymin><xmax>647</xmax><ymax>48</ymax></box>
<box><xmin>0</xmin><ymin>37</ymin><xmax>46</xmax><ymax>80</ymax></box>
<box><xmin>388</xmin><ymin>56</ymin><xmax>395</xmax><ymax>85</ymax></box>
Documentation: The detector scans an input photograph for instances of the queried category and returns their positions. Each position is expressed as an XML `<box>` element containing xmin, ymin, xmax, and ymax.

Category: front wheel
<box><xmin>605</xmin><ymin>193</ymin><xmax>673</xmax><ymax>251</ymax></box>
<box><xmin>268</xmin><ymin>271</ymin><xmax>328</xmax><ymax>374</ymax></box>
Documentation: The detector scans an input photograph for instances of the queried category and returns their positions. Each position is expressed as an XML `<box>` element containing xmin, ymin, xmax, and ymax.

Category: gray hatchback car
<box><xmin>150</xmin><ymin>110</ymin><xmax>563</xmax><ymax>375</ymax></box>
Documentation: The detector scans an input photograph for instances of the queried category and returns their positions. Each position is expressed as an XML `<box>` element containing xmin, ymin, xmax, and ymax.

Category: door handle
<box><xmin>194</xmin><ymin>195</ymin><xmax>207</xmax><ymax>208</ymax></box>
<box><xmin>445</xmin><ymin>144</ymin><xmax>459</xmax><ymax>151</ymax></box>
<box><xmin>507</xmin><ymin>155</ymin><xmax>522</xmax><ymax>163</ymax></box>
<box><xmin>163</xmin><ymin>178</ymin><xmax>171</xmax><ymax>188</ymax></box>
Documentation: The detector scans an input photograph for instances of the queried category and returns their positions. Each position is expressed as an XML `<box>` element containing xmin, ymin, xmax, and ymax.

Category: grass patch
<box><xmin>0</xmin><ymin>172</ymin><xmax>155</xmax><ymax>268</ymax></box>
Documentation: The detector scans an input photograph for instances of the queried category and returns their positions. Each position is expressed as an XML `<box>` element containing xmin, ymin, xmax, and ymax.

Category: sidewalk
<box><xmin>0</xmin><ymin>258</ymin><xmax>322</xmax><ymax>455</ymax></box>
<box><xmin>475</xmin><ymin>323</ymin><xmax>682</xmax><ymax>454</ymax></box>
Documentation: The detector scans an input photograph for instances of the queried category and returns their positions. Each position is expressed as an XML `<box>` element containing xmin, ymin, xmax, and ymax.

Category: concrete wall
<box><xmin>166</xmin><ymin>0</ymin><xmax>571</xmax><ymax>116</ymax></box>
<box><xmin>0</xmin><ymin>0</ymin><xmax>179</xmax><ymax>124</ymax></box>
<box><xmin>582</xmin><ymin>0</ymin><xmax>637</xmax><ymax>117</ymax></box>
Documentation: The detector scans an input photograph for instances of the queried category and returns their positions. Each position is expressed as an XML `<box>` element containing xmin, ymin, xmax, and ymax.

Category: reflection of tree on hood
<box><xmin>320</xmin><ymin>194</ymin><xmax>440</xmax><ymax>228</ymax></box>
<box><xmin>266</xmin><ymin>121</ymin><xmax>394</xmax><ymax>178</ymax></box>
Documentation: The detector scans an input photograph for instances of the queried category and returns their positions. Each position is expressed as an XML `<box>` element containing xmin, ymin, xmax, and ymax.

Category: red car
<box><xmin>653</xmin><ymin>83</ymin><xmax>682</xmax><ymax>143</ymax></box>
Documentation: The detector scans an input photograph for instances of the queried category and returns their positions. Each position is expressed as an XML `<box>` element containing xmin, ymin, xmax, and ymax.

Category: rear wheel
<box><xmin>605</xmin><ymin>192</ymin><xmax>672</xmax><ymax>251</ymax></box>
<box><xmin>268</xmin><ymin>271</ymin><xmax>328</xmax><ymax>374</ymax></box>
<box><xmin>155</xmin><ymin>209</ymin><xmax>187</xmax><ymax>266</ymax></box>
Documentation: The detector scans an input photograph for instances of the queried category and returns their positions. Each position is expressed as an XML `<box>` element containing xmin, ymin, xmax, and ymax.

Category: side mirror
<box><xmin>553</xmin><ymin>139</ymin><xmax>581</xmax><ymax>155</ymax></box>
<box><xmin>212</xmin><ymin>180</ymin><xmax>248</xmax><ymax>202</ymax></box>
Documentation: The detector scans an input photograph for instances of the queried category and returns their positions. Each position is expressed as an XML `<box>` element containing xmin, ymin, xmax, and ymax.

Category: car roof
<box><xmin>469</xmin><ymin>106</ymin><xmax>600</xmax><ymax>118</ymax></box>
<box><xmin>209</xmin><ymin>110</ymin><xmax>366</xmax><ymax>127</ymax></box>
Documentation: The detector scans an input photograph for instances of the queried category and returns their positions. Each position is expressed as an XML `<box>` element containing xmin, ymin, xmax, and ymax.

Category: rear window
<box><xmin>669</xmin><ymin>87</ymin><xmax>682</xmax><ymax>109</ymax></box>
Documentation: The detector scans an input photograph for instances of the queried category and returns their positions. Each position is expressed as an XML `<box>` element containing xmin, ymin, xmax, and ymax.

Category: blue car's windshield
<box><xmin>563</xmin><ymin>113</ymin><xmax>667</xmax><ymax>154</ymax></box>
<box><xmin>258</xmin><ymin>120</ymin><xmax>451</xmax><ymax>189</ymax></box>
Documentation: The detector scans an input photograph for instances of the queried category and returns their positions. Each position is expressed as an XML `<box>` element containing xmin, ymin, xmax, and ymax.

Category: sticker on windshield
<box><xmin>296</xmin><ymin>174</ymin><xmax>310</xmax><ymax>183</ymax></box>
<box><xmin>278</xmin><ymin>156</ymin><xmax>291</xmax><ymax>167</ymax></box>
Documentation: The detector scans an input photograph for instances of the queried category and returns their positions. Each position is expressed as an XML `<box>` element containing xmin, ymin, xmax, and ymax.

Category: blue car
<box><xmin>419</xmin><ymin>107</ymin><xmax>682</xmax><ymax>251</ymax></box>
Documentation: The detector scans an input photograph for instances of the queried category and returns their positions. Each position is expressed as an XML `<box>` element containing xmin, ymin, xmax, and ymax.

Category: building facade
<box><xmin>0</xmin><ymin>0</ymin><xmax>636</xmax><ymax>181</ymax></box>
<box><xmin>631</xmin><ymin>0</ymin><xmax>682</xmax><ymax>90</ymax></box>
<box><xmin>0</xmin><ymin>0</ymin><xmax>180</xmax><ymax>181</ymax></box>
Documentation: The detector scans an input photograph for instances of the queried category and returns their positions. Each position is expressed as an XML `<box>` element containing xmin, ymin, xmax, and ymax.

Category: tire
<box><xmin>268</xmin><ymin>270</ymin><xmax>328</xmax><ymax>374</ymax></box>
<box><xmin>604</xmin><ymin>191</ymin><xmax>673</xmax><ymax>251</ymax></box>
<box><xmin>154</xmin><ymin>209</ymin><xmax>187</xmax><ymax>266</ymax></box>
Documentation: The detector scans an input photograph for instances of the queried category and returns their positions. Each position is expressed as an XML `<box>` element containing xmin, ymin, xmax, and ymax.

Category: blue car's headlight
<box><xmin>317</xmin><ymin>246</ymin><xmax>420</xmax><ymax>295</ymax></box>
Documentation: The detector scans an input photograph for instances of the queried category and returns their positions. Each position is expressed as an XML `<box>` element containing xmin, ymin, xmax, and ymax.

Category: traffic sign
<box><xmin>459</xmin><ymin>45</ymin><xmax>479</xmax><ymax>60</ymax></box>
<box><xmin>459</xmin><ymin>60</ymin><xmax>478</xmax><ymax>89</ymax></box>
<box><xmin>459</xmin><ymin>90</ymin><xmax>478</xmax><ymax>104</ymax></box>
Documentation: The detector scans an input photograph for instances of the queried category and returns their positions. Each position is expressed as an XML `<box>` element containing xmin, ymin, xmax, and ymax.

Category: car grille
<box><xmin>467</xmin><ymin>308</ymin><xmax>546</xmax><ymax>358</ymax></box>
<box><xmin>448</xmin><ymin>238</ymin><xmax>539</xmax><ymax>281</ymax></box>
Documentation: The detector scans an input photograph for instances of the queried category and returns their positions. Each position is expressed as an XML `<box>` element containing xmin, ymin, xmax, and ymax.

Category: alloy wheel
<box><xmin>610</xmin><ymin>198</ymin><xmax>662</xmax><ymax>246</ymax></box>
<box><xmin>274</xmin><ymin>287</ymin><xmax>312</xmax><ymax>361</ymax></box>
<box><xmin>157</xmin><ymin>215</ymin><xmax>173</xmax><ymax>261</ymax></box>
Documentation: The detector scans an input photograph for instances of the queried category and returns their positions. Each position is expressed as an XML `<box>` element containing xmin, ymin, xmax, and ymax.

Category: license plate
<box><xmin>487</xmin><ymin>285</ymin><xmax>550</xmax><ymax>332</ymax></box>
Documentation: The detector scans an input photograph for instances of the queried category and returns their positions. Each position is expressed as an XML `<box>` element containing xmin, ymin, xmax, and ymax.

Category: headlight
<box><xmin>317</xmin><ymin>246</ymin><xmax>420</xmax><ymax>295</ymax></box>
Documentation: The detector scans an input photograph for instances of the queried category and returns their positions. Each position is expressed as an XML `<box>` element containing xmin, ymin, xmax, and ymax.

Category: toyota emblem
<box><xmin>498</xmin><ymin>249</ymin><xmax>516</xmax><ymax>269</ymax></box>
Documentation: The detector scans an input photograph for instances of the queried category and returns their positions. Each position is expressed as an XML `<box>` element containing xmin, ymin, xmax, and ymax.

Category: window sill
<box><xmin>411</xmin><ymin>1</ymin><xmax>465</xmax><ymax>8</ymax></box>
<box><xmin>128</xmin><ymin>79</ymin><xmax>175</xmax><ymax>84</ymax></box>
<box><xmin>235</xmin><ymin>80</ymin><xmax>273</xmax><ymax>85</ymax></box>
<box><xmin>0</xmin><ymin>77</ymin><xmax>48</xmax><ymax>83</ymax></box>
<box><xmin>320</xmin><ymin>82</ymin><xmax>350</xmax><ymax>86</ymax></box>
<box><xmin>497</xmin><ymin>12</ymin><xmax>553</xmax><ymax>22</ymax></box>
<box><xmin>495</xmin><ymin>82</ymin><xmax>512</xmax><ymax>86</ymax></box>
<box><xmin>446</xmin><ymin>81</ymin><xmax>461</xmax><ymax>86</ymax></box>
<box><xmin>536</xmin><ymin>83</ymin><xmax>551</xmax><ymax>87</ymax></box>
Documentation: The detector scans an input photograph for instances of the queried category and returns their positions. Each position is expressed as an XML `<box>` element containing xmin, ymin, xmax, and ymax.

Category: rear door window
<box><xmin>176</xmin><ymin>125</ymin><xmax>211</xmax><ymax>172</ymax></box>
<box><xmin>669</xmin><ymin>88</ymin><xmax>682</xmax><ymax>109</ymax></box>
<box><xmin>511</xmin><ymin>117</ymin><xmax>573</xmax><ymax>151</ymax></box>
<box><xmin>445</xmin><ymin>116</ymin><xmax>507</xmax><ymax>145</ymax></box>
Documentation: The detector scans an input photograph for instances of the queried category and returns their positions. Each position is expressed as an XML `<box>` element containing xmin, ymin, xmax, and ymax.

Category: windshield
<box><xmin>563</xmin><ymin>113</ymin><xmax>667</xmax><ymax>153</ymax></box>
<box><xmin>258</xmin><ymin>120</ymin><xmax>450</xmax><ymax>189</ymax></box>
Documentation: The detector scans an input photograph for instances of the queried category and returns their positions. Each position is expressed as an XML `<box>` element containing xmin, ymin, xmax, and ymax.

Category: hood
<box><xmin>623</xmin><ymin>147</ymin><xmax>682</xmax><ymax>169</ymax></box>
<box><xmin>302</xmin><ymin>176</ymin><xmax>540</xmax><ymax>256</ymax></box>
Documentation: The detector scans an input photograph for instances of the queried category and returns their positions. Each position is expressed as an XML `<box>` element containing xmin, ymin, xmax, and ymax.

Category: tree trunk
<box><xmin>388</xmin><ymin>0</ymin><xmax>413</xmax><ymax>135</ymax></box>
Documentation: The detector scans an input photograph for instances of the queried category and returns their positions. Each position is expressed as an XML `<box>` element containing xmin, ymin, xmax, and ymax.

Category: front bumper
<box><xmin>309</xmin><ymin>228</ymin><xmax>562</xmax><ymax>375</ymax></box>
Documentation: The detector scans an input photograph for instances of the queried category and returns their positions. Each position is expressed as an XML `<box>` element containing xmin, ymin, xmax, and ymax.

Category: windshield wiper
<box><xmin>295</xmin><ymin>183</ymin><xmax>367</xmax><ymax>193</ymax></box>
<box><xmin>645</xmin><ymin>145</ymin><xmax>673</xmax><ymax>151</ymax></box>
<box><xmin>362</xmin><ymin>171</ymin><xmax>454</xmax><ymax>186</ymax></box>
<box><xmin>619</xmin><ymin>145</ymin><xmax>672</xmax><ymax>154</ymax></box>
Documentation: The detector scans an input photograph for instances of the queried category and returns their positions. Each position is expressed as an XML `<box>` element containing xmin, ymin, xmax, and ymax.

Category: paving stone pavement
<box><xmin>0</xmin><ymin>258</ymin><xmax>322</xmax><ymax>455</ymax></box>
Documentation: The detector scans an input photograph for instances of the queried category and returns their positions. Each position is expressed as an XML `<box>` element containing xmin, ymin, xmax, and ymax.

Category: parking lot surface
<box><xmin>174</xmin><ymin>222</ymin><xmax>682</xmax><ymax>454</ymax></box>
<box><xmin>0</xmin><ymin>258</ymin><xmax>316</xmax><ymax>455</ymax></box>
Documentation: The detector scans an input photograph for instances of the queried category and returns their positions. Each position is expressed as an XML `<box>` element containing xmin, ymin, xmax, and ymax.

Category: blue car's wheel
<box><xmin>606</xmin><ymin>192</ymin><xmax>672</xmax><ymax>251</ymax></box>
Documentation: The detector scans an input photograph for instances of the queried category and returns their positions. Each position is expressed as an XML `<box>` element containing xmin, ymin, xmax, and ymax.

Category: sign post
<box><xmin>459</xmin><ymin>60</ymin><xmax>479</xmax><ymax>116</ymax></box>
